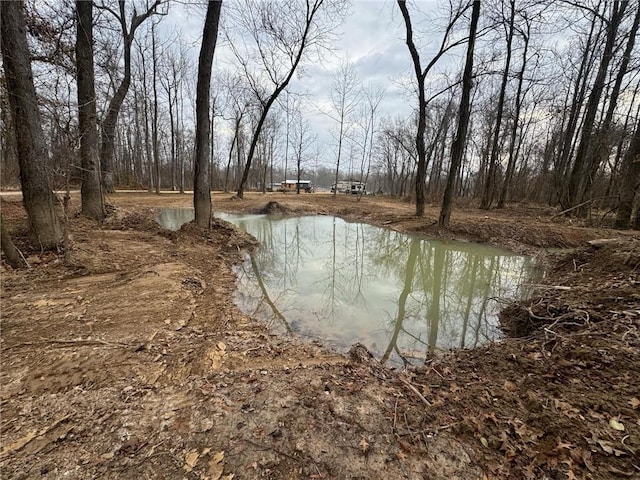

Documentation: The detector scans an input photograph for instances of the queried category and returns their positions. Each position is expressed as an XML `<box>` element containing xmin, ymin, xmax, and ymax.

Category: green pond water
<box><xmin>155</xmin><ymin>208</ymin><xmax>536</xmax><ymax>366</ymax></box>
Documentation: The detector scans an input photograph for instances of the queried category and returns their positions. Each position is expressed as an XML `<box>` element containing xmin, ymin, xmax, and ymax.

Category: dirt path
<box><xmin>1</xmin><ymin>192</ymin><xmax>638</xmax><ymax>479</ymax></box>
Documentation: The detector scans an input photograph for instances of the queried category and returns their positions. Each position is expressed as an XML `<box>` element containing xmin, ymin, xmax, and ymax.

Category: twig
<box><xmin>16</xmin><ymin>244</ymin><xmax>31</xmax><ymax>269</ymax></box>
<box><xmin>399</xmin><ymin>377</ymin><xmax>432</xmax><ymax>407</ymax></box>
<box><xmin>543</xmin><ymin>327</ymin><xmax>562</xmax><ymax>338</ymax></box>
<box><xmin>550</xmin><ymin>196</ymin><xmax>618</xmax><ymax>219</ymax></box>
<box><xmin>241</xmin><ymin>437</ymin><xmax>302</xmax><ymax>463</ymax></box>
<box><xmin>519</xmin><ymin>284</ymin><xmax>572</xmax><ymax>291</ymax></box>
<box><xmin>551</xmin><ymin>200</ymin><xmax>593</xmax><ymax>219</ymax></box>
<box><xmin>393</xmin><ymin>395</ymin><xmax>399</xmax><ymax>432</ymax></box>
<box><xmin>526</xmin><ymin>307</ymin><xmax>555</xmax><ymax>321</ymax></box>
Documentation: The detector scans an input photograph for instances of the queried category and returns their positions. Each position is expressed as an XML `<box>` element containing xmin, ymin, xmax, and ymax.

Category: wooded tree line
<box><xmin>1</xmin><ymin>0</ymin><xmax>639</xmax><ymax>256</ymax></box>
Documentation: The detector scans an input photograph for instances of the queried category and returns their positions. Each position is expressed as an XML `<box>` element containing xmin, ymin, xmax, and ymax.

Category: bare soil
<box><xmin>1</xmin><ymin>191</ymin><xmax>638</xmax><ymax>480</ymax></box>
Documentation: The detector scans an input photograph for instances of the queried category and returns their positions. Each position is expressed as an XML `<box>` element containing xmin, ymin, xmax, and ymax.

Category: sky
<box><xmin>160</xmin><ymin>0</ymin><xmax>460</xmax><ymax>170</ymax></box>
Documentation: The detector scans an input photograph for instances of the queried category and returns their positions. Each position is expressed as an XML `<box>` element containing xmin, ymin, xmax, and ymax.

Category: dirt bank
<box><xmin>1</xmin><ymin>192</ymin><xmax>638</xmax><ymax>479</ymax></box>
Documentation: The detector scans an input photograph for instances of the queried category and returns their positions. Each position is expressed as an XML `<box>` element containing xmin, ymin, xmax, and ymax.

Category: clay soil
<box><xmin>1</xmin><ymin>191</ymin><xmax>639</xmax><ymax>480</ymax></box>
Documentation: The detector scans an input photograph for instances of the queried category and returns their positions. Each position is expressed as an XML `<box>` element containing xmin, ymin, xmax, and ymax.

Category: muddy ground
<box><xmin>1</xmin><ymin>191</ymin><xmax>638</xmax><ymax>479</ymax></box>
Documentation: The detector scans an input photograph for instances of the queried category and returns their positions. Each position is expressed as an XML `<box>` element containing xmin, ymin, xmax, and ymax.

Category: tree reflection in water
<box><xmin>225</xmin><ymin>213</ymin><xmax>535</xmax><ymax>366</ymax></box>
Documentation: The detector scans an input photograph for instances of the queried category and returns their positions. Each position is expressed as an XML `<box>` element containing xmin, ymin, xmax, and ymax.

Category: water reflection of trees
<box><xmin>230</xmin><ymin>214</ymin><xmax>534</xmax><ymax>365</ymax></box>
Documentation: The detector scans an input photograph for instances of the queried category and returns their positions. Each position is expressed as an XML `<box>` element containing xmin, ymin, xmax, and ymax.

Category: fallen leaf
<box><xmin>503</xmin><ymin>380</ymin><xmax>516</xmax><ymax>392</ymax></box>
<box><xmin>629</xmin><ymin>397</ymin><xmax>640</xmax><ymax>409</ymax></box>
<box><xmin>598</xmin><ymin>440</ymin><xmax>614</xmax><ymax>455</ymax></box>
<box><xmin>217</xmin><ymin>342</ymin><xmax>226</xmax><ymax>351</ymax></box>
<box><xmin>359</xmin><ymin>437</ymin><xmax>370</xmax><ymax>453</ymax></box>
<box><xmin>597</xmin><ymin>440</ymin><xmax>627</xmax><ymax>457</ymax></box>
<box><xmin>184</xmin><ymin>450</ymin><xmax>199</xmax><ymax>472</ymax></box>
<box><xmin>554</xmin><ymin>399</ymin><xmax>579</xmax><ymax>418</ymax></box>
<box><xmin>607</xmin><ymin>466</ymin><xmax>635</xmax><ymax>477</ymax></box>
<box><xmin>485</xmin><ymin>412</ymin><xmax>498</xmax><ymax>424</ymax></box>
<box><xmin>555</xmin><ymin>439</ymin><xmax>574</xmax><ymax>451</ymax></box>
<box><xmin>208</xmin><ymin>451</ymin><xmax>225</xmax><ymax>480</ymax></box>
<box><xmin>609</xmin><ymin>418</ymin><xmax>625</xmax><ymax>431</ymax></box>
<box><xmin>480</xmin><ymin>437</ymin><xmax>489</xmax><ymax>448</ymax></box>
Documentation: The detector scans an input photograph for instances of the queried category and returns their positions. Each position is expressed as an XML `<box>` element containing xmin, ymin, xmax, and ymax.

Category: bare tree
<box><xmin>97</xmin><ymin>0</ymin><xmax>163</xmax><ymax>193</ymax></box>
<box><xmin>580</xmin><ymin>2</ymin><xmax>640</xmax><ymax>208</ymax></box>
<box><xmin>439</xmin><ymin>0</ymin><xmax>480</xmax><ymax>227</ymax></box>
<box><xmin>564</xmin><ymin>0</ymin><xmax>628</xmax><ymax>211</ymax></box>
<box><xmin>356</xmin><ymin>86</ymin><xmax>384</xmax><ymax>200</ymax></box>
<box><xmin>291</xmin><ymin>109</ymin><xmax>316</xmax><ymax>194</ymax></box>
<box><xmin>229</xmin><ymin>0</ymin><xmax>343</xmax><ymax>198</ymax></box>
<box><xmin>480</xmin><ymin>0</ymin><xmax>516</xmax><ymax>210</ymax></box>
<box><xmin>151</xmin><ymin>21</ymin><xmax>161</xmax><ymax>194</ymax></box>
<box><xmin>497</xmin><ymin>10</ymin><xmax>532</xmax><ymax>209</ymax></box>
<box><xmin>397</xmin><ymin>0</ymin><xmax>471</xmax><ymax>217</ymax></box>
<box><xmin>194</xmin><ymin>0</ymin><xmax>222</xmax><ymax>228</ymax></box>
<box><xmin>76</xmin><ymin>0</ymin><xmax>105</xmax><ymax>220</ymax></box>
<box><xmin>220</xmin><ymin>73</ymin><xmax>250</xmax><ymax>192</ymax></box>
<box><xmin>1</xmin><ymin>1</ymin><xmax>63</xmax><ymax>248</ymax></box>
<box><xmin>328</xmin><ymin>60</ymin><xmax>360</xmax><ymax>197</ymax></box>
<box><xmin>614</xmin><ymin>118</ymin><xmax>640</xmax><ymax>229</ymax></box>
<box><xmin>552</xmin><ymin>4</ymin><xmax>602</xmax><ymax>205</ymax></box>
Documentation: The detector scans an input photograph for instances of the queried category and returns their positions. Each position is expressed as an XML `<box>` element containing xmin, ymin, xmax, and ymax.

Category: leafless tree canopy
<box><xmin>1</xmin><ymin>0</ymin><xmax>639</xmax><ymax>229</ymax></box>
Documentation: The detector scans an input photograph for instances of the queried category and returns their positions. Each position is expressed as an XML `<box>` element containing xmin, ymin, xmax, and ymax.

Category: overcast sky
<box><xmin>160</xmin><ymin>1</ymin><xmax>465</xmax><ymax>170</ymax></box>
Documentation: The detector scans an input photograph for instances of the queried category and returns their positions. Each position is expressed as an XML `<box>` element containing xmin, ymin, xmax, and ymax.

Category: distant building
<box><xmin>280</xmin><ymin>180</ymin><xmax>314</xmax><ymax>193</ymax></box>
<box><xmin>331</xmin><ymin>180</ymin><xmax>366</xmax><ymax>195</ymax></box>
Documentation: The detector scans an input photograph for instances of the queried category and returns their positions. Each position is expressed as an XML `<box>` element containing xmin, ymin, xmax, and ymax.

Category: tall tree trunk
<box><xmin>480</xmin><ymin>0</ymin><xmax>515</xmax><ymax>210</ymax></box>
<box><xmin>76</xmin><ymin>0</ymin><xmax>105</xmax><ymax>220</ymax></box>
<box><xmin>100</xmin><ymin>25</ymin><xmax>132</xmax><ymax>192</ymax></box>
<box><xmin>99</xmin><ymin>0</ymin><xmax>161</xmax><ymax>193</ymax></box>
<box><xmin>498</xmin><ymin>22</ymin><xmax>530</xmax><ymax>209</ymax></box>
<box><xmin>607</xmin><ymin>84</ymin><xmax>640</xmax><ymax>197</ymax></box>
<box><xmin>168</xmin><ymin>79</ymin><xmax>176</xmax><ymax>190</ymax></box>
<box><xmin>397</xmin><ymin>0</ymin><xmax>427</xmax><ymax>216</ymax></box>
<box><xmin>178</xmin><ymin>89</ymin><xmax>185</xmax><ymax>194</ymax></box>
<box><xmin>1</xmin><ymin>213</ymin><xmax>26</xmax><ymax>268</ymax></box>
<box><xmin>614</xmin><ymin>119</ymin><xmax>640</xmax><ymax>229</ymax></box>
<box><xmin>1</xmin><ymin>1</ymin><xmax>63</xmax><ymax>248</ymax></box>
<box><xmin>332</xmin><ymin>113</ymin><xmax>345</xmax><ymax>197</ymax></box>
<box><xmin>439</xmin><ymin>0</ymin><xmax>480</xmax><ymax>227</ymax></box>
<box><xmin>210</xmin><ymin>102</ymin><xmax>216</xmax><ymax>191</ymax></box>
<box><xmin>133</xmin><ymin>90</ymin><xmax>143</xmax><ymax>186</ymax></box>
<box><xmin>284</xmin><ymin>95</ymin><xmax>290</xmax><ymax>193</ymax></box>
<box><xmin>427</xmin><ymin>100</ymin><xmax>453</xmax><ymax>196</ymax></box>
<box><xmin>152</xmin><ymin>23</ymin><xmax>161</xmax><ymax>195</ymax></box>
<box><xmin>566</xmin><ymin>1</ymin><xmax>627</xmax><ymax>211</ymax></box>
<box><xmin>581</xmin><ymin>2</ymin><xmax>640</xmax><ymax>205</ymax></box>
<box><xmin>137</xmin><ymin>43</ymin><xmax>154</xmax><ymax>192</ymax></box>
<box><xmin>224</xmin><ymin>120</ymin><xmax>239</xmax><ymax>192</ymax></box>
<box><xmin>194</xmin><ymin>0</ymin><xmax>222</xmax><ymax>228</ymax></box>
<box><xmin>555</xmin><ymin>8</ymin><xmax>601</xmax><ymax>205</ymax></box>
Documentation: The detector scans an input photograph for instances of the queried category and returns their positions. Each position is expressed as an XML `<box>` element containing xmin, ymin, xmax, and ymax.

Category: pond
<box><xmin>156</xmin><ymin>208</ymin><xmax>536</xmax><ymax>366</ymax></box>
